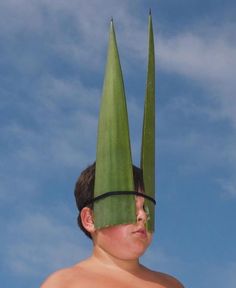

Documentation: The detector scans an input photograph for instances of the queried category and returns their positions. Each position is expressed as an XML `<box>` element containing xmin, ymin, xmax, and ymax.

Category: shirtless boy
<box><xmin>41</xmin><ymin>13</ymin><xmax>184</xmax><ymax>288</ymax></box>
<box><xmin>41</xmin><ymin>163</ymin><xmax>184</xmax><ymax>288</ymax></box>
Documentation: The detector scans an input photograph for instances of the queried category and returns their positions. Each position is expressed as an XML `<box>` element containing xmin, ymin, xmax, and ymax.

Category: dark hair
<box><xmin>74</xmin><ymin>162</ymin><xmax>144</xmax><ymax>239</ymax></box>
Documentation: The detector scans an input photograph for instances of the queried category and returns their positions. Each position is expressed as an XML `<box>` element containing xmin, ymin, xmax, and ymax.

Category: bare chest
<box><xmin>70</xmin><ymin>272</ymin><xmax>166</xmax><ymax>288</ymax></box>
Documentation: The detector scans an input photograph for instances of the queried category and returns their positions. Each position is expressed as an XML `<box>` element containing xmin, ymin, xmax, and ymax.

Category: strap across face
<box><xmin>83</xmin><ymin>191</ymin><xmax>156</xmax><ymax>208</ymax></box>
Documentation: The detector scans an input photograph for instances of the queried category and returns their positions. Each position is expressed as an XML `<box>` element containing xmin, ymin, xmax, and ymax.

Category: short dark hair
<box><xmin>74</xmin><ymin>162</ymin><xmax>144</xmax><ymax>239</ymax></box>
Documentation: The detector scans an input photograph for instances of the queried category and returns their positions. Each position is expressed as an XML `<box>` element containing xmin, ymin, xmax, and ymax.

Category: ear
<box><xmin>80</xmin><ymin>207</ymin><xmax>95</xmax><ymax>234</ymax></box>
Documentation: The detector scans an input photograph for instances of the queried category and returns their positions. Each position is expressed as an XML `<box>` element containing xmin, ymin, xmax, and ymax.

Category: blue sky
<box><xmin>0</xmin><ymin>0</ymin><xmax>236</xmax><ymax>287</ymax></box>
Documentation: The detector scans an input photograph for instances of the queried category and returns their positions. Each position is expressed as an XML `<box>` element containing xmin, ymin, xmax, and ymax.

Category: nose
<box><xmin>136</xmin><ymin>196</ymin><xmax>147</xmax><ymax>223</ymax></box>
<box><xmin>137</xmin><ymin>208</ymin><xmax>147</xmax><ymax>223</ymax></box>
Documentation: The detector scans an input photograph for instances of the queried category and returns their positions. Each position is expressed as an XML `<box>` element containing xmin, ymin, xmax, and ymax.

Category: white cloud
<box><xmin>0</xmin><ymin>74</ymin><xmax>101</xmax><ymax>206</ymax></box>
<box><xmin>158</xmin><ymin>26</ymin><xmax>236</xmax><ymax>84</ymax></box>
<box><xmin>0</xmin><ymin>0</ymin><xmax>149</xmax><ymax>75</ymax></box>
<box><xmin>158</xmin><ymin>23</ymin><xmax>236</xmax><ymax>126</ymax></box>
<box><xmin>2</xmin><ymin>76</ymin><xmax>99</xmax><ymax>159</ymax></box>
<box><xmin>217</xmin><ymin>178</ymin><xmax>236</xmax><ymax>199</ymax></box>
<box><xmin>5</xmin><ymin>210</ymin><xmax>91</xmax><ymax>277</ymax></box>
<box><xmin>155</xmin><ymin>23</ymin><xmax>236</xmax><ymax>200</ymax></box>
<box><xmin>0</xmin><ymin>173</ymin><xmax>38</xmax><ymax>202</ymax></box>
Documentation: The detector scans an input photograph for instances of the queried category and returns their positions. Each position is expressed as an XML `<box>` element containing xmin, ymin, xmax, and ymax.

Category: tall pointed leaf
<box><xmin>94</xmin><ymin>21</ymin><xmax>136</xmax><ymax>229</ymax></box>
<box><xmin>141</xmin><ymin>13</ymin><xmax>156</xmax><ymax>232</ymax></box>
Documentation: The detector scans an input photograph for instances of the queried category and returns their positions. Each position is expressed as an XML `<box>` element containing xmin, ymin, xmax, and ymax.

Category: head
<box><xmin>74</xmin><ymin>162</ymin><xmax>146</xmax><ymax>238</ymax></box>
<box><xmin>74</xmin><ymin>162</ymin><xmax>153</xmax><ymax>259</ymax></box>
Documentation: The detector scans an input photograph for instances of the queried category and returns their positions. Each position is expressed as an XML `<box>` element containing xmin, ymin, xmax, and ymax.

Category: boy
<box><xmin>41</xmin><ymin>163</ymin><xmax>184</xmax><ymax>288</ymax></box>
<box><xmin>41</xmin><ymin>14</ymin><xmax>184</xmax><ymax>287</ymax></box>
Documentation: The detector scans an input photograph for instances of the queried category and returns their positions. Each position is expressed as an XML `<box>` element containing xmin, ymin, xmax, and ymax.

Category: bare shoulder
<box><xmin>152</xmin><ymin>270</ymin><xmax>184</xmax><ymax>288</ymax></box>
<box><xmin>40</xmin><ymin>265</ymin><xmax>84</xmax><ymax>288</ymax></box>
<box><xmin>140</xmin><ymin>266</ymin><xmax>184</xmax><ymax>288</ymax></box>
<box><xmin>40</xmin><ymin>267</ymin><xmax>73</xmax><ymax>288</ymax></box>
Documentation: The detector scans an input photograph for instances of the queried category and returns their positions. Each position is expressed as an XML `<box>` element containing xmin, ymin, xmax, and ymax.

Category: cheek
<box><xmin>99</xmin><ymin>225</ymin><xmax>129</xmax><ymax>244</ymax></box>
<box><xmin>97</xmin><ymin>226</ymin><xmax>152</xmax><ymax>259</ymax></box>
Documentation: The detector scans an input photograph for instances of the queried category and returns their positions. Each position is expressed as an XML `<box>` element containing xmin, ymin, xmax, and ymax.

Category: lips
<box><xmin>132</xmin><ymin>227</ymin><xmax>147</xmax><ymax>238</ymax></box>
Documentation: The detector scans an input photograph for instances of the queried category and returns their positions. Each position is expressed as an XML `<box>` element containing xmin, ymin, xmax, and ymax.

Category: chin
<box><xmin>133</xmin><ymin>241</ymin><xmax>150</xmax><ymax>256</ymax></box>
<box><xmin>95</xmin><ymin>224</ymin><xmax>153</xmax><ymax>259</ymax></box>
<box><xmin>124</xmin><ymin>237</ymin><xmax>152</xmax><ymax>259</ymax></box>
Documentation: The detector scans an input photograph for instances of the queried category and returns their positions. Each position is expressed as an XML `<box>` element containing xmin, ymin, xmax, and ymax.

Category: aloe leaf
<box><xmin>94</xmin><ymin>20</ymin><xmax>136</xmax><ymax>229</ymax></box>
<box><xmin>141</xmin><ymin>13</ymin><xmax>156</xmax><ymax>232</ymax></box>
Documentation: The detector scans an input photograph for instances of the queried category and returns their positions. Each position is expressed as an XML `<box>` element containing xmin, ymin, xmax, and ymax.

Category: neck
<box><xmin>91</xmin><ymin>244</ymin><xmax>142</xmax><ymax>273</ymax></box>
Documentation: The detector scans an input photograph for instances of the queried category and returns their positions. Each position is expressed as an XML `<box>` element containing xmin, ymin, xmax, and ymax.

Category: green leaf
<box><xmin>94</xmin><ymin>20</ymin><xmax>136</xmax><ymax>229</ymax></box>
<box><xmin>141</xmin><ymin>13</ymin><xmax>156</xmax><ymax>232</ymax></box>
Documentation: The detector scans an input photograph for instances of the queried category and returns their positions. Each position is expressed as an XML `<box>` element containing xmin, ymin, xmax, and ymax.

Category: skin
<box><xmin>41</xmin><ymin>196</ymin><xmax>184</xmax><ymax>288</ymax></box>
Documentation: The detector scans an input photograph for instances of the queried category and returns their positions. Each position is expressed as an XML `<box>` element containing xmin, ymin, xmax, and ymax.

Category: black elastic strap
<box><xmin>82</xmin><ymin>191</ymin><xmax>156</xmax><ymax>208</ymax></box>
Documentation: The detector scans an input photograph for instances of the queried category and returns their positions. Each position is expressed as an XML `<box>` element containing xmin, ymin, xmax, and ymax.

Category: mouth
<box><xmin>132</xmin><ymin>227</ymin><xmax>147</xmax><ymax>238</ymax></box>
